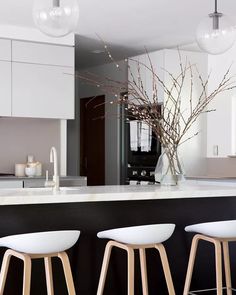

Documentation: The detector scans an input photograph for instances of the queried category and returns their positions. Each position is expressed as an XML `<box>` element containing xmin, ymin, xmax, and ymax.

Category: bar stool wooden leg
<box><xmin>97</xmin><ymin>241</ymin><xmax>114</xmax><ymax>295</ymax></box>
<box><xmin>0</xmin><ymin>249</ymin><xmax>12</xmax><ymax>295</ymax></box>
<box><xmin>183</xmin><ymin>234</ymin><xmax>201</xmax><ymax>295</ymax></box>
<box><xmin>223</xmin><ymin>242</ymin><xmax>232</xmax><ymax>295</ymax></box>
<box><xmin>214</xmin><ymin>240</ymin><xmax>223</xmax><ymax>295</ymax></box>
<box><xmin>127</xmin><ymin>247</ymin><xmax>134</xmax><ymax>295</ymax></box>
<box><xmin>22</xmin><ymin>254</ymin><xmax>32</xmax><ymax>295</ymax></box>
<box><xmin>139</xmin><ymin>248</ymin><xmax>149</xmax><ymax>295</ymax></box>
<box><xmin>44</xmin><ymin>257</ymin><xmax>54</xmax><ymax>295</ymax></box>
<box><xmin>58</xmin><ymin>252</ymin><xmax>76</xmax><ymax>295</ymax></box>
<box><xmin>156</xmin><ymin>244</ymin><xmax>175</xmax><ymax>295</ymax></box>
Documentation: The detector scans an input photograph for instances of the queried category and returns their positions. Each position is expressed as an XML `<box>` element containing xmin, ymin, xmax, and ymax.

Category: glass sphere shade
<box><xmin>33</xmin><ymin>0</ymin><xmax>79</xmax><ymax>37</ymax></box>
<box><xmin>196</xmin><ymin>14</ymin><xmax>236</xmax><ymax>55</ymax></box>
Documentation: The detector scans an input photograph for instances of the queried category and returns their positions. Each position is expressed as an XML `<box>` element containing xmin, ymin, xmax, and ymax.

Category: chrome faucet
<box><xmin>45</xmin><ymin>146</ymin><xmax>60</xmax><ymax>192</ymax></box>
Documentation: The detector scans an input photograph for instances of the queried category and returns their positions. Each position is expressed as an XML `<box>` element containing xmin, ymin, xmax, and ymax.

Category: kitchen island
<box><xmin>0</xmin><ymin>181</ymin><xmax>236</xmax><ymax>294</ymax></box>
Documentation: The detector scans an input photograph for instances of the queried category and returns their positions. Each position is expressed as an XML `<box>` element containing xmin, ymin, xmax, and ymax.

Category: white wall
<box><xmin>163</xmin><ymin>49</ymin><xmax>208</xmax><ymax>176</ymax></box>
<box><xmin>69</xmin><ymin>61</ymin><xmax>127</xmax><ymax>184</ymax></box>
<box><xmin>202</xmin><ymin>42</ymin><xmax>236</xmax><ymax>177</ymax></box>
<box><xmin>0</xmin><ymin>118</ymin><xmax>61</xmax><ymax>176</ymax></box>
<box><xmin>128</xmin><ymin>50</ymin><xmax>165</xmax><ymax>104</ymax></box>
<box><xmin>207</xmin><ymin>43</ymin><xmax>236</xmax><ymax>158</ymax></box>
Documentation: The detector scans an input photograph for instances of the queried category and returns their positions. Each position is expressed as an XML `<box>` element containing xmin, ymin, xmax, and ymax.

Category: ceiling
<box><xmin>0</xmin><ymin>0</ymin><xmax>236</xmax><ymax>68</ymax></box>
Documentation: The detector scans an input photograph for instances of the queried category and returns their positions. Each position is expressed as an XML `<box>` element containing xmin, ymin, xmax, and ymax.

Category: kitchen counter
<box><xmin>0</xmin><ymin>180</ymin><xmax>235</xmax><ymax>205</ymax></box>
<box><xmin>0</xmin><ymin>175</ymin><xmax>87</xmax><ymax>181</ymax></box>
<box><xmin>1</xmin><ymin>181</ymin><xmax>236</xmax><ymax>294</ymax></box>
<box><xmin>0</xmin><ymin>175</ymin><xmax>87</xmax><ymax>189</ymax></box>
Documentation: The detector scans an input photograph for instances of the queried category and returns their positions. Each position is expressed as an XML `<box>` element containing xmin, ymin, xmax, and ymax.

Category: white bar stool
<box><xmin>0</xmin><ymin>230</ymin><xmax>80</xmax><ymax>295</ymax></box>
<box><xmin>97</xmin><ymin>223</ymin><xmax>176</xmax><ymax>295</ymax></box>
<box><xmin>184</xmin><ymin>220</ymin><xmax>236</xmax><ymax>295</ymax></box>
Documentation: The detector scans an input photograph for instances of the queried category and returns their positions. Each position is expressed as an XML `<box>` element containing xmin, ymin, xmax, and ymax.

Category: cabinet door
<box><xmin>12</xmin><ymin>41</ymin><xmax>74</xmax><ymax>67</ymax></box>
<box><xmin>12</xmin><ymin>62</ymin><xmax>74</xmax><ymax>119</ymax></box>
<box><xmin>0</xmin><ymin>39</ymin><xmax>11</xmax><ymax>61</ymax></box>
<box><xmin>0</xmin><ymin>61</ymin><xmax>11</xmax><ymax>116</ymax></box>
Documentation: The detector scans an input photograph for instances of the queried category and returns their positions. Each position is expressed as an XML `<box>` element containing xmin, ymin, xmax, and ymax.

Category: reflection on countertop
<box><xmin>187</xmin><ymin>176</ymin><xmax>236</xmax><ymax>181</ymax></box>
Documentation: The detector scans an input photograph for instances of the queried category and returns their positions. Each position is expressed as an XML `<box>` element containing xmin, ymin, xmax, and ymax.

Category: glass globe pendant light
<box><xmin>196</xmin><ymin>0</ymin><xmax>236</xmax><ymax>54</ymax></box>
<box><xmin>33</xmin><ymin>0</ymin><xmax>79</xmax><ymax>37</ymax></box>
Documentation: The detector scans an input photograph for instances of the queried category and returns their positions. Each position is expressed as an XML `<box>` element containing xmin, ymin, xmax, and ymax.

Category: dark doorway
<box><xmin>80</xmin><ymin>96</ymin><xmax>105</xmax><ymax>185</ymax></box>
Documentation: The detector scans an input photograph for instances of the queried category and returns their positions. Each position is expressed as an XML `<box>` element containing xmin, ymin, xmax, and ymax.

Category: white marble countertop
<box><xmin>0</xmin><ymin>175</ymin><xmax>87</xmax><ymax>181</ymax></box>
<box><xmin>0</xmin><ymin>180</ymin><xmax>235</xmax><ymax>206</ymax></box>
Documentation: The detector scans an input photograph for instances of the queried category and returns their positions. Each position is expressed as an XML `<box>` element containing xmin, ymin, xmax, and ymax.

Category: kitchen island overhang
<box><xmin>0</xmin><ymin>182</ymin><xmax>236</xmax><ymax>294</ymax></box>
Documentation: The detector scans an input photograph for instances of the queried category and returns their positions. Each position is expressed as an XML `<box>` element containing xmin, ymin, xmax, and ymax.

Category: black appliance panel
<box><xmin>120</xmin><ymin>104</ymin><xmax>162</xmax><ymax>184</ymax></box>
<box><xmin>127</xmin><ymin>166</ymin><xmax>155</xmax><ymax>182</ymax></box>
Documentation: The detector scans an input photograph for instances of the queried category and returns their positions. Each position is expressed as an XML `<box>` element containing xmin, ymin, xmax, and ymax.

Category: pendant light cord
<box><xmin>214</xmin><ymin>0</ymin><xmax>218</xmax><ymax>13</ymax></box>
<box><xmin>53</xmin><ymin>0</ymin><xmax>60</xmax><ymax>7</ymax></box>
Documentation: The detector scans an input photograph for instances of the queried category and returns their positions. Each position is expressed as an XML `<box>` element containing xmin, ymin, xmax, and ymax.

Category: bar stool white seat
<box><xmin>97</xmin><ymin>224</ymin><xmax>176</xmax><ymax>295</ymax></box>
<box><xmin>0</xmin><ymin>230</ymin><xmax>80</xmax><ymax>295</ymax></box>
<box><xmin>184</xmin><ymin>220</ymin><xmax>236</xmax><ymax>295</ymax></box>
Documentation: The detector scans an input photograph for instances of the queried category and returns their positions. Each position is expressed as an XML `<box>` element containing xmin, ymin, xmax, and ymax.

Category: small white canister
<box><xmin>35</xmin><ymin>162</ymin><xmax>42</xmax><ymax>176</ymax></box>
<box><xmin>15</xmin><ymin>164</ymin><xmax>26</xmax><ymax>177</ymax></box>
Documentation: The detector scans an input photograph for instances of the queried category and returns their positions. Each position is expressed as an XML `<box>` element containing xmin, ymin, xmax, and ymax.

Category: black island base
<box><xmin>0</xmin><ymin>196</ymin><xmax>236</xmax><ymax>294</ymax></box>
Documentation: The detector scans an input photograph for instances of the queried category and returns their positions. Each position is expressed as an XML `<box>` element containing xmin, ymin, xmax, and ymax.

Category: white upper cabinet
<box><xmin>0</xmin><ymin>39</ymin><xmax>12</xmax><ymax>116</ymax></box>
<box><xmin>0</xmin><ymin>39</ymin><xmax>74</xmax><ymax>119</ymax></box>
<box><xmin>0</xmin><ymin>38</ymin><xmax>75</xmax><ymax>119</ymax></box>
<box><xmin>12</xmin><ymin>62</ymin><xmax>74</xmax><ymax>119</ymax></box>
<box><xmin>0</xmin><ymin>39</ymin><xmax>11</xmax><ymax>61</ymax></box>
<box><xmin>12</xmin><ymin>41</ymin><xmax>74</xmax><ymax>67</ymax></box>
<box><xmin>0</xmin><ymin>61</ymin><xmax>11</xmax><ymax>116</ymax></box>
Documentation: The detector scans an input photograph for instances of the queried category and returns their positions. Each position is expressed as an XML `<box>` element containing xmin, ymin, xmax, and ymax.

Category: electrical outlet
<box><xmin>213</xmin><ymin>145</ymin><xmax>219</xmax><ymax>156</ymax></box>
